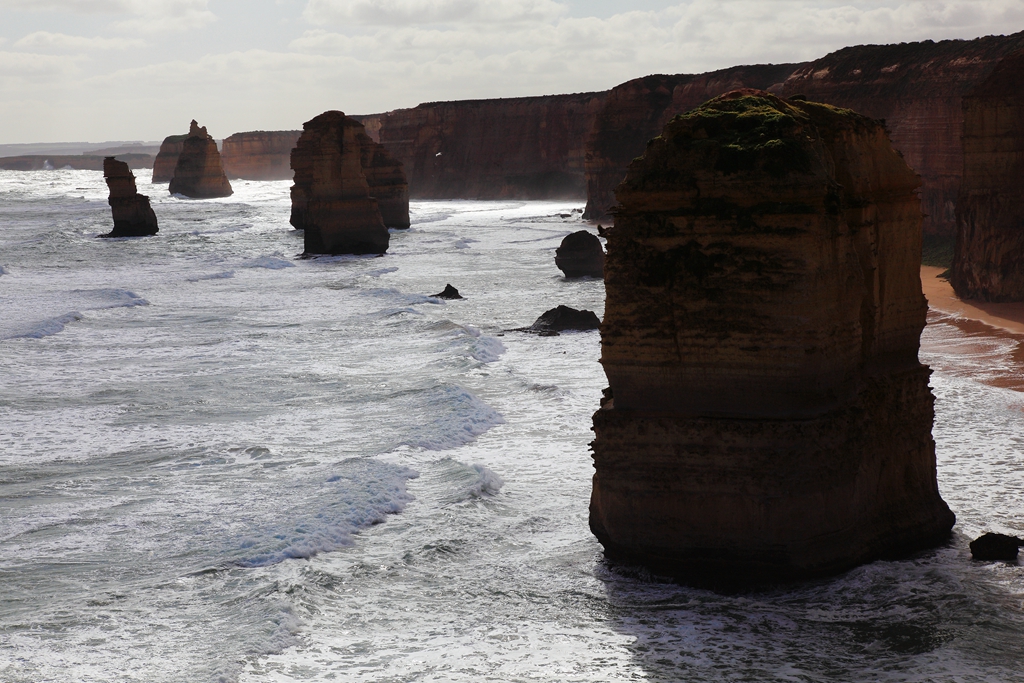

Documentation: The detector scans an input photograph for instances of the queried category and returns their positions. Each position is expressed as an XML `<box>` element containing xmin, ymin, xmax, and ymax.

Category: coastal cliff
<box><xmin>102</xmin><ymin>157</ymin><xmax>158</xmax><ymax>237</ymax></box>
<box><xmin>357</xmin><ymin>130</ymin><xmax>410</xmax><ymax>229</ymax></box>
<box><xmin>221</xmin><ymin>131</ymin><xmax>301</xmax><ymax>180</ymax></box>
<box><xmin>168</xmin><ymin>121</ymin><xmax>233</xmax><ymax>199</ymax></box>
<box><xmin>376</xmin><ymin>92</ymin><xmax>605</xmax><ymax>199</ymax></box>
<box><xmin>152</xmin><ymin>134</ymin><xmax>187</xmax><ymax>183</ymax></box>
<box><xmin>290</xmin><ymin>111</ymin><xmax>390</xmax><ymax>255</ymax></box>
<box><xmin>950</xmin><ymin>49</ymin><xmax>1024</xmax><ymax>301</ymax></box>
<box><xmin>583</xmin><ymin>64</ymin><xmax>800</xmax><ymax>220</ymax></box>
<box><xmin>590</xmin><ymin>91</ymin><xmax>954</xmax><ymax>582</ymax></box>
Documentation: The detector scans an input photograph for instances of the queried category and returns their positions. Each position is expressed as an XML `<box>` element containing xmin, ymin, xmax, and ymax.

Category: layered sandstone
<box><xmin>591</xmin><ymin>91</ymin><xmax>954</xmax><ymax>582</ymax></box>
<box><xmin>168</xmin><ymin>121</ymin><xmax>233</xmax><ymax>199</ymax></box>
<box><xmin>375</xmin><ymin>92</ymin><xmax>605</xmax><ymax>199</ymax></box>
<box><xmin>582</xmin><ymin>65</ymin><xmax>801</xmax><ymax>220</ymax></box>
<box><xmin>101</xmin><ymin>157</ymin><xmax>158</xmax><ymax>237</ymax></box>
<box><xmin>152</xmin><ymin>134</ymin><xmax>187</xmax><ymax>183</ymax></box>
<box><xmin>357</xmin><ymin>130</ymin><xmax>410</xmax><ymax>229</ymax></box>
<box><xmin>290</xmin><ymin>111</ymin><xmax>389</xmax><ymax>255</ymax></box>
<box><xmin>221</xmin><ymin>130</ymin><xmax>301</xmax><ymax>180</ymax></box>
<box><xmin>950</xmin><ymin>49</ymin><xmax>1024</xmax><ymax>301</ymax></box>
<box><xmin>779</xmin><ymin>32</ymin><xmax>1024</xmax><ymax>238</ymax></box>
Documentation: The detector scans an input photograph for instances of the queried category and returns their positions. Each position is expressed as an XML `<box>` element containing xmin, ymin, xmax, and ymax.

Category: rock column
<box><xmin>591</xmin><ymin>90</ymin><xmax>954</xmax><ymax>583</ymax></box>
<box><xmin>168</xmin><ymin>120</ymin><xmax>233</xmax><ymax>198</ymax></box>
<box><xmin>102</xmin><ymin>157</ymin><xmax>158</xmax><ymax>237</ymax></box>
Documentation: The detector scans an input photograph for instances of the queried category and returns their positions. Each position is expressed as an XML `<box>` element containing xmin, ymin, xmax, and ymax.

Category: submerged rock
<box><xmin>527</xmin><ymin>305</ymin><xmax>600</xmax><ymax>335</ymax></box>
<box><xmin>970</xmin><ymin>533</ymin><xmax>1022</xmax><ymax>561</ymax></box>
<box><xmin>951</xmin><ymin>49</ymin><xmax>1024</xmax><ymax>301</ymax></box>
<box><xmin>168</xmin><ymin>120</ymin><xmax>233</xmax><ymax>199</ymax></box>
<box><xmin>590</xmin><ymin>90</ymin><xmax>955</xmax><ymax>584</ymax></box>
<box><xmin>101</xmin><ymin>157</ymin><xmax>158</xmax><ymax>238</ymax></box>
<box><xmin>432</xmin><ymin>284</ymin><xmax>463</xmax><ymax>299</ymax></box>
<box><xmin>290</xmin><ymin>111</ymin><xmax>390</xmax><ymax>256</ymax></box>
<box><xmin>555</xmin><ymin>230</ymin><xmax>604</xmax><ymax>278</ymax></box>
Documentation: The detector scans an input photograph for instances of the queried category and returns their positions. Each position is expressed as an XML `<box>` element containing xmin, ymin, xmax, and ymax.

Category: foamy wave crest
<box><xmin>233</xmin><ymin>462</ymin><xmax>418</xmax><ymax>568</ymax></box>
<box><xmin>467</xmin><ymin>463</ymin><xmax>504</xmax><ymax>497</ymax></box>
<box><xmin>447</xmin><ymin>325</ymin><xmax>506</xmax><ymax>363</ymax></box>
<box><xmin>187</xmin><ymin>270</ymin><xmax>235</xmax><ymax>281</ymax></box>
<box><xmin>366</xmin><ymin>267</ymin><xmax>399</xmax><ymax>278</ymax></box>
<box><xmin>0</xmin><ymin>265</ymin><xmax>8</xmax><ymax>276</ymax></box>
<box><xmin>243</xmin><ymin>256</ymin><xmax>294</xmax><ymax>270</ymax></box>
<box><xmin>2</xmin><ymin>289</ymin><xmax>147</xmax><ymax>340</ymax></box>
<box><xmin>364</xmin><ymin>287</ymin><xmax>444</xmax><ymax>306</ymax></box>
<box><xmin>436</xmin><ymin>460</ymin><xmax>505</xmax><ymax>504</ymax></box>
<box><xmin>401</xmin><ymin>386</ymin><xmax>505</xmax><ymax>451</ymax></box>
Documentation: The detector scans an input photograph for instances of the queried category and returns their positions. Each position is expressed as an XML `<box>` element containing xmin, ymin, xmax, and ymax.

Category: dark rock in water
<box><xmin>529</xmin><ymin>305</ymin><xmax>601</xmax><ymax>334</ymax></box>
<box><xmin>432</xmin><ymin>284</ymin><xmax>463</xmax><ymax>299</ymax></box>
<box><xmin>168</xmin><ymin>120</ymin><xmax>233</xmax><ymax>199</ymax></box>
<box><xmin>555</xmin><ymin>230</ymin><xmax>604</xmax><ymax>278</ymax></box>
<box><xmin>100</xmin><ymin>157</ymin><xmax>158</xmax><ymax>238</ymax></box>
<box><xmin>970</xmin><ymin>533</ymin><xmax>1022</xmax><ymax>561</ymax></box>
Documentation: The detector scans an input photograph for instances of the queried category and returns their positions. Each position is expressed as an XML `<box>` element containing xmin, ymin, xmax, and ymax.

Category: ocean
<box><xmin>0</xmin><ymin>170</ymin><xmax>1021</xmax><ymax>682</ymax></box>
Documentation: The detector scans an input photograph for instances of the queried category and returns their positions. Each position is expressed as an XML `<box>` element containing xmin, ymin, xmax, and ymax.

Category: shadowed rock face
<box><xmin>102</xmin><ymin>157</ymin><xmax>158</xmax><ymax>238</ymax></box>
<box><xmin>290</xmin><ymin>111</ymin><xmax>389</xmax><ymax>256</ymax></box>
<box><xmin>221</xmin><ymin>130</ymin><xmax>301</xmax><ymax>180</ymax></box>
<box><xmin>168</xmin><ymin>121</ymin><xmax>233</xmax><ymax>199</ymax></box>
<box><xmin>356</xmin><ymin>130</ymin><xmax>410</xmax><ymax>229</ymax></box>
<box><xmin>591</xmin><ymin>91</ymin><xmax>954</xmax><ymax>584</ymax></box>
<box><xmin>779</xmin><ymin>32</ymin><xmax>1024</xmax><ymax>238</ymax></box>
<box><xmin>152</xmin><ymin>134</ymin><xmax>187</xmax><ymax>183</ymax></box>
<box><xmin>950</xmin><ymin>49</ymin><xmax>1024</xmax><ymax>302</ymax></box>
<box><xmin>555</xmin><ymin>230</ymin><xmax>604</xmax><ymax>278</ymax></box>
<box><xmin>376</xmin><ymin>92</ymin><xmax>606</xmax><ymax>199</ymax></box>
<box><xmin>583</xmin><ymin>65</ymin><xmax>800</xmax><ymax>221</ymax></box>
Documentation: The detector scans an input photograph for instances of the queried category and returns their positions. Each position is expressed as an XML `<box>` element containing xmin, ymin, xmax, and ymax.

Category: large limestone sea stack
<box><xmin>101</xmin><ymin>157</ymin><xmax>158</xmax><ymax>237</ymax></box>
<box><xmin>950</xmin><ymin>49</ymin><xmax>1024</xmax><ymax>301</ymax></box>
<box><xmin>590</xmin><ymin>90</ymin><xmax>954</xmax><ymax>583</ymax></box>
<box><xmin>168</xmin><ymin>120</ymin><xmax>233</xmax><ymax>199</ymax></box>
<box><xmin>290</xmin><ymin>111</ymin><xmax>408</xmax><ymax>255</ymax></box>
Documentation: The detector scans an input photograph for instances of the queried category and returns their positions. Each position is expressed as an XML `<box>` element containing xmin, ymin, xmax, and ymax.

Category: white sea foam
<box><xmin>243</xmin><ymin>256</ymin><xmax>294</xmax><ymax>270</ymax></box>
<box><xmin>365</xmin><ymin>267</ymin><xmax>399</xmax><ymax>278</ymax></box>
<box><xmin>467</xmin><ymin>463</ymin><xmax>504</xmax><ymax>497</ymax></box>
<box><xmin>1</xmin><ymin>288</ymin><xmax>147</xmax><ymax>339</ymax></box>
<box><xmin>0</xmin><ymin>265</ymin><xmax>8</xmax><ymax>276</ymax></box>
<box><xmin>188</xmin><ymin>270</ymin><xmax>236</xmax><ymax>281</ymax></box>
<box><xmin>401</xmin><ymin>386</ymin><xmax>505</xmax><ymax>451</ymax></box>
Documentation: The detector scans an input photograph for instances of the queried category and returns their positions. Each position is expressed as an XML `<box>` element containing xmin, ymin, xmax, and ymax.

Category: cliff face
<box><xmin>591</xmin><ymin>91</ymin><xmax>954</xmax><ymax>583</ymax></box>
<box><xmin>290</xmin><ymin>111</ymin><xmax>390</xmax><ymax>255</ymax></box>
<box><xmin>356</xmin><ymin>130</ymin><xmax>410</xmax><ymax>229</ymax></box>
<box><xmin>582</xmin><ymin>65</ymin><xmax>802</xmax><ymax>220</ymax></box>
<box><xmin>102</xmin><ymin>157</ymin><xmax>158</xmax><ymax>238</ymax></box>
<box><xmin>168</xmin><ymin>121</ymin><xmax>233</xmax><ymax>199</ymax></box>
<box><xmin>377</xmin><ymin>92</ymin><xmax>606</xmax><ymax>199</ymax></box>
<box><xmin>778</xmin><ymin>33</ymin><xmax>1024</xmax><ymax>237</ymax></box>
<box><xmin>152</xmin><ymin>134</ymin><xmax>187</xmax><ymax>183</ymax></box>
<box><xmin>221</xmin><ymin>131</ymin><xmax>301</xmax><ymax>180</ymax></box>
<box><xmin>951</xmin><ymin>49</ymin><xmax>1024</xmax><ymax>301</ymax></box>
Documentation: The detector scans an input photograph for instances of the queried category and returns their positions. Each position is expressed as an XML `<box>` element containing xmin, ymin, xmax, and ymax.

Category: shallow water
<box><xmin>0</xmin><ymin>170</ymin><xmax>1021</xmax><ymax>682</ymax></box>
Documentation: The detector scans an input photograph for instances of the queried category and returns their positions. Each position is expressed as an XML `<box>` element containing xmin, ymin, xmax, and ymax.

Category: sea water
<box><xmin>0</xmin><ymin>170</ymin><xmax>1021</xmax><ymax>683</ymax></box>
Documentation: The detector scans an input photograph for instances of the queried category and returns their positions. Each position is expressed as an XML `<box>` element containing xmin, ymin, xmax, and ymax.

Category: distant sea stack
<box><xmin>152</xmin><ymin>134</ymin><xmax>187</xmax><ymax>183</ymax></box>
<box><xmin>590</xmin><ymin>91</ymin><xmax>954</xmax><ymax>583</ymax></box>
<box><xmin>168</xmin><ymin>121</ymin><xmax>233</xmax><ymax>199</ymax></box>
<box><xmin>950</xmin><ymin>49</ymin><xmax>1024</xmax><ymax>301</ymax></box>
<box><xmin>101</xmin><ymin>157</ymin><xmax>158</xmax><ymax>238</ymax></box>
<box><xmin>221</xmin><ymin>130</ymin><xmax>301</xmax><ymax>181</ymax></box>
<box><xmin>290</xmin><ymin>111</ymin><xmax>390</xmax><ymax>255</ymax></box>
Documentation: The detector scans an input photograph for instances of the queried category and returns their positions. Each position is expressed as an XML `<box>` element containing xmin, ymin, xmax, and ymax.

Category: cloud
<box><xmin>303</xmin><ymin>0</ymin><xmax>567</xmax><ymax>26</ymax></box>
<box><xmin>0</xmin><ymin>50</ymin><xmax>83</xmax><ymax>85</ymax></box>
<box><xmin>14</xmin><ymin>31</ymin><xmax>146</xmax><ymax>51</ymax></box>
<box><xmin>1</xmin><ymin>0</ymin><xmax>216</xmax><ymax>32</ymax></box>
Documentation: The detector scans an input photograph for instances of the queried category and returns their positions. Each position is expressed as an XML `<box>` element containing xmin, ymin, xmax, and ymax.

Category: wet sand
<box><xmin>922</xmin><ymin>265</ymin><xmax>1024</xmax><ymax>335</ymax></box>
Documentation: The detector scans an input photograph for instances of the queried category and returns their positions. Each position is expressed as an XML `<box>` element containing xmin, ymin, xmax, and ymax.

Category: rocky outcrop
<box><xmin>432</xmin><ymin>284</ymin><xmax>463</xmax><ymax>299</ymax></box>
<box><xmin>583</xmin><ymin>65</ymin><xmax>801</xmax><ymax>220</ymax></box>
<box><xmin>152</xmin><ymin>134</ymin><xmax>187</xmax><ymax>183</ymax></box>
<box><xmin>376</xmin><ymin>92</ymin><xmax>606</xmax><ymax>199</ymax></box>
<box><xmin>526</xmin><ymin>306</ymin><xmax>600</xmax><ymax>334</ymax></box>
<box><xmin>101</xmin><ymin>157</ymin><xmax>158</xmax><ymax>237</ymax></box>
<box><xmin>590</xmin><ymin>91</ymin><xmax>954</xmax><ymax>583</ymax></box>
<box><xmin>969</xmin><ymin>533</ymin><xmax>1022</xmax><ymax>561</ymax></box>
<box><xmin>290</xmin><ymin>111</ymin><xmax>389</xmax><ymax>256</ymax></box>
<box><xmin>221</xmin><ymin>130</ymin><xmax>301</xmax><ymax>180</ymax></box>
<box><xmin>357</xmin><ymin>131</ymin><xmax>410</xmax><ymax>229</ymax></box>
<box><xmin>950</xmin><ymin>49</ymin><xmax>1024</xmax><ymax>301</ymax></box>
<box><xmin>168</xmin><ymin>121</ymin><xmax>233</xmax><ymax>198</ymax></box>
<box><xmin>0</xmin><ymin>154</ymin><xmax>152</xmax><ymax>171</ymax></box>
<box><xmin>778</xmin><ymin>33</ymin><xmax>1024</xmax><ymax>238</ymax></box>
<box><xmin>555</xmin><ymin>230</ymin><xmax>604</xmax><ymax>278</ymax></box>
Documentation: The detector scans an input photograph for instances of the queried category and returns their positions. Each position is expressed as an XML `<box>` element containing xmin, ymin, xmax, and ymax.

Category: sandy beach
<box><xmin>922</xmin><ymin>265</ymin><xmax>1024</xmax><ymax>336</ymax></box>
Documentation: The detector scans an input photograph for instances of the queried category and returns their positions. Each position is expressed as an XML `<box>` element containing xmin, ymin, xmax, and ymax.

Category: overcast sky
<box><xmin>1</xmin><ymin>0</ymin><xmax>1022</xmax><ymax>143</ymax></box>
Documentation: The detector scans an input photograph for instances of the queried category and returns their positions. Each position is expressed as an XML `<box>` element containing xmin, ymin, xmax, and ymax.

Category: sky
<box><xmin>1</xmin><ymin>0</ymin><xmax>1022</xmax><ymax>143</ymax></box>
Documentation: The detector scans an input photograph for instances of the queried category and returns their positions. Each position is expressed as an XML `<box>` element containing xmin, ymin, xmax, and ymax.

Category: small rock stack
<box><xmin>555</xmin><ymin>230</ymin><xmax>604</xmax><ymax>277</ymax></box>
<box><xmin>101</xmin><ymin>157</ymin><xmax>158</xmax><ymax>238</ymax></box>
<box><xmin>168</xmin><ymin>120</ymin><xmax>233</xmax><ymax>199</ymax></box>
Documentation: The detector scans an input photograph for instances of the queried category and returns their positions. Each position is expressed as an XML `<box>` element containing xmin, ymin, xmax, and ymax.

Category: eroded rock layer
<box><xmin>290</xmin><ymin>111</ymin><xmax>389</xmax><ymax>255</ymax></box>
<box><xmin>591</xmin><ymin>91</ymin><xmax>954</xmax><ymax>582</ymax></box>
<box><xmin>168</xmin><ymin>121</ymin><xmax>233</xmax><ymax>198</ymax></box>
<box><xmin>152</xmin><ymin>134</ymin><xmax>187</xmax><ymax>183</ymax></box>
<box><xmin>357</xmin><ymin>131</ymin><xmax>410</xmax><ymax>229</ymax></box>
<box><xmin>950</xmin><ymin>49</ymin><xmax>1024</xmax><ymax>301</ymax></box>
<box><xmin>221</xmin><ymin>130</ymin><xmax>301</xmax><ymax>180</ymax></box>
<box><xmin>102</xmin><ymin>157</ymin><xmax>158</xmax><ymax>237</ymax></box>
<box><xmin>375</xmin><ymin>92</ymin><xmax>605</xmax><ymax>199</ymax></box>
